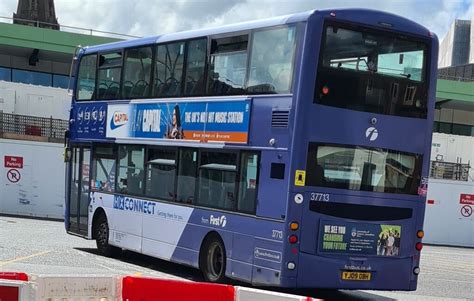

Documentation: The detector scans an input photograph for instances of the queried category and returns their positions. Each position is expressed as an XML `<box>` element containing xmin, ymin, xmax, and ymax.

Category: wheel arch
<box><xmin>198</xmin><ymin>230</ymin><xmax>226</xmax><ymax>270</ymax></box>
<box><xmin>91</xmin><ymin>207</ymin><xmax>107</xmax><ymax>240</ymax></box>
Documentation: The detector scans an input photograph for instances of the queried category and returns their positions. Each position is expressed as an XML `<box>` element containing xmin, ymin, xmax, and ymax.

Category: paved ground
<box><xmin>1</xmin><ymin>216</ymin><xmax>472</xmax><ymax>300</ymax></box>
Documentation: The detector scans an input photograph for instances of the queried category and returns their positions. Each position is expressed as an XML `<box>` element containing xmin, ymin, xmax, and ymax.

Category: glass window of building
<box><xmin>53</xmin><ymin>74</ymin><xmax>71</xmax><ymax>89</ymax></box>
<box><xmin>76</xmin><ymin>55</ymin><xmax>97</xmax><ymax>100</ymax></box>
<box><xmin>12</xmin><ymin>69</ymin><xmax>52</xmax><ymax>87</ymax></box>
<box><xmin>0</xmin><ymin>67</ymin><xmax>12</xmax><ymax>82</ymax></box>
<box><xmin>123</xmin><ymin>46</ymin><xmax>153</xmax><ymax>99</ymax></box>
<box><xmin>248</xmin><ymin>26</ymin><xmax>296</xmax><ymax>93</ymax></box>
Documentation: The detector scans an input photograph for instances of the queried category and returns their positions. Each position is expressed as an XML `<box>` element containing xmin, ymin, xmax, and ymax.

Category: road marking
<box><xmin>95</xmin><ymin>262</ymin><xmax>118</xmax><ymax>272</ymax></box>
<box><xmin>423</xmin><ymin>251</ymin><xmax>474</xmax><ymax>257</ymax></box>
<box><xmin>420</xmin><ymin>277</ymin><xmax>474</xmax><ymax>284</ymax></box>
<box><xmin>0</xmin><ymin>250</ymin><xmax>51</xmax><ymax>267</ymax></box>
<box><xmin>423</xmin><ymin>269</ymin><xmax>473</xmax><ymax>277</ymax></box>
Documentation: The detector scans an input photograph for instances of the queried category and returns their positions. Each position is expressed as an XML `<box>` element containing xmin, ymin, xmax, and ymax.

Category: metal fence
<box><xmin>429</xmin><ymin>160</ymin><xmax>471</xmax><ymax>181</ymax></box>
<box><xmin>0</xmin><ymin>112</ymin><xmax>68</xmax><ymax>141</ymax></box>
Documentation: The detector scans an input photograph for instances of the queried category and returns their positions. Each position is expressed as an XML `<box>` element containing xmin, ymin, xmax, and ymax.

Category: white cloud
<box><xmin>0</xmin><ymin>0</ymin><xmax>471</xmax><ymax>40</ymax></box>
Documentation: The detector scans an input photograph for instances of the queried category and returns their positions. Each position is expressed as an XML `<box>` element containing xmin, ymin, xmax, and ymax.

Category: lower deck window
<box><xmin>146</xmin><ymin>148</ymin><xmax>176</xmax><ymax>200</ymax></box>
<box><xmin>306</xmin><ymin>143</ymin><xmax>422</xmax><ymax>195</ymax></box>
<box><xmin>88</xmin><ymin>144</ymin><xmax>259</xmax><ymax>214</ymax></box>
<box><xmin>177</xmin><ymin>149</ymin><xmax>198</xmax><ymax>204</ymax></box>
<box><xmin>197</xmin><ymin>152</ymin><xmax>237</xmax><ymax>210</ymax></box>
<box><xmin>92</xmin><ymin>146</ymin><xmax>116</xmax><ymax>193</ymax></box>
<box><xmin>117</xmin><ymin>145</ymin><xmax>145</xmax><ymax>195</ymax></box>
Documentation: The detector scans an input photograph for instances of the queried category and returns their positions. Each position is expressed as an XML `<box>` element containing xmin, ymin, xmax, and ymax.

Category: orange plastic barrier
<box><xmin>122</xmin><ymin>276</ymin><xmax>235</xmax><ymax>301</ymax></box>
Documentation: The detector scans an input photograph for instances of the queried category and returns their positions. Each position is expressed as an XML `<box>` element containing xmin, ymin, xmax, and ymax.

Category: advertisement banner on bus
<box><xmin>74</xmin><ymin>103</ymin><xmax>108</xmax><ymax>139</ymax></box>
<box><xmin>319</xmin><ymin>221</ymin><xmax>402</xmax><ymax>257</ymax></box>
<box><xmin>106</xmin><ymin>99</ymin><xmax>251</xmax><ymax>143</ymax></box>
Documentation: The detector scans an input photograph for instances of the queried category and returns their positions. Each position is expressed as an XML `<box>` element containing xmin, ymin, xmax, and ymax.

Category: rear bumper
<box><xmin>285</xmin><ymin>252</ymin><xmax>418</xmax><ymax>290</ymax></box>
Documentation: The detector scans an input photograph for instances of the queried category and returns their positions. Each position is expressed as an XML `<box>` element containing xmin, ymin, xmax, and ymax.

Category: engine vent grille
<box><xmin>271</xmin><ymin>110</ymin><xmax>290</xmax><ymax>128</ymax></box>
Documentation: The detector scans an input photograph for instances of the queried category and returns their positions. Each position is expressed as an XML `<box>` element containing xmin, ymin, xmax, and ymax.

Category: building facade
<box><xmin>439</xmin><ymin>19</ymin><xmax>473</xmax><ymax>68</ymax></box>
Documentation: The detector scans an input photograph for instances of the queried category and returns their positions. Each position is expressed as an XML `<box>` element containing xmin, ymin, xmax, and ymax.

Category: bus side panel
<box><xmin>174</xmin><ymin>209</ymin><xmax>284</xmax><ymax>284</ymax></box>
<box><xmin>257</xmin><ymin>150</ymin><xmax>291</xmax><ymax>219</ymax></box>
<box><xmin>141</xmin><ymin>202</ymin><xmax>195</xmax><ymax>261</ymax></box>
<box><xmin>90</xmin><ymin>192</ymin><xmax>143</xmax><ymax>253</ymax></box>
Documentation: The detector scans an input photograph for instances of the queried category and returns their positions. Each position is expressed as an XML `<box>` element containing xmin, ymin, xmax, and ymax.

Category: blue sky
<box><xmin>0</xmin><ymin>0</ymin><xmax>472</xmax><ymax>41</ymax></box>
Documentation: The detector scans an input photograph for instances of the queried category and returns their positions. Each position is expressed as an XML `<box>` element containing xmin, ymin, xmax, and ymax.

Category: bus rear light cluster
<box><xmin>290</xmin><ymin>222</ymin><xmax>299</xmax><ymax>231</ymax></box>
<box><xmin>289</xmin><ymin>235</ymin><xmax>298</xmax><ymax>244</ymax></box>
<box><xmin>417</xmin><ymin>230</ymin><xmax>424</xmax><ymax>239</ymax></box>
<box><xmin>415</xmin><ymin>242</ymin><xmax>423</xmax><ymax>251</ymax></box>
<box><xmin>322</xmin><ymin>86</ymin><xmax>330</xmax><ymax>95</ymax></box>
<box><xmin>287</xmin><ymin>262</ymin><xmax>296</xmax><ymax>270</ymax></box>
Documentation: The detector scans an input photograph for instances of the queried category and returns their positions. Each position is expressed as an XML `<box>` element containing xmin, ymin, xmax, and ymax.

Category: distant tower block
<box><xmin>13</xmin><ymin>0</ymin><xmax>60</xmax><ymax>30</ymax></box>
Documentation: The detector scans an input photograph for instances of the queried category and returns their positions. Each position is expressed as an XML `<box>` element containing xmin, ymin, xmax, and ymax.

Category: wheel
<box><xmin>95</xmin><ymin>214</ymin><xmax>120</xmax><ymax>257</ymax></box>
<box><xmin>200</xmin><ymin>236</ymin><xmax>227</xmax><ymax>283</ymax></box>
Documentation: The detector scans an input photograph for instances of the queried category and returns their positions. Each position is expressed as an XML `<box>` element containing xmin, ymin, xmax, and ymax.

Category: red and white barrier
<box><xmin>236</xmin><ymin>287</ymin><xmax>319</xmax><ymax>301</ymax></box>
<box><xmin>0</xmin><ymin>272</ymin><xmax>321</xmax><ymax>301</ymax></box>
<box><xmin>34</xmin><ymin>275</ymin><xmax>120</xmax><ymax>300</ymax></box>
<box><xmin>0</xmin><ymin>272</ymin><xmax>33</xmax><ymax>301</ymax></box>
<box><xmin>122</xmin><ymin>276</ymin><xmax>235</xmax><ymax>301</ymax></box>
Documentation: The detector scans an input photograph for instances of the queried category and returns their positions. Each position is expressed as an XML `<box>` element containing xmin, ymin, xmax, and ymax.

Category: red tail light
<box><xmin>415</xmin><ymin>242</ymin><xmax>423</xmax><ymax>251</ymax></box>
<box><xmin>322</xmin><ymin>86</ymin><xmax>330</xmax><ymax>95</ymax></box>
<box><xmin>289</xmin><ymin>235</ymin><xmax>298</xmax><ymax>244</ymax></box>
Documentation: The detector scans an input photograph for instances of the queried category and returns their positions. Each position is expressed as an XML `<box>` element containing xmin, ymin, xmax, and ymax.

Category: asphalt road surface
<box><xmin>1</xmin><ymin>216</ymin><xmax>472</xmax><ymax>300</ymax></box>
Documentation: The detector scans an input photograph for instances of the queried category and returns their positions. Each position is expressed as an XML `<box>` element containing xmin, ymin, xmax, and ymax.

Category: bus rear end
<box><xmin>284</xmin><ymin>10</ymin><xmax>438</xmax><ymax>290</ymax></box>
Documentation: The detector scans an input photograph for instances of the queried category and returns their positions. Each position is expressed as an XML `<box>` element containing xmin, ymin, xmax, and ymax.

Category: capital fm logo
<box><xmin>110</xmin><ymin>111</ymin><xmax>129</xmax><ymax>130</ymax></box>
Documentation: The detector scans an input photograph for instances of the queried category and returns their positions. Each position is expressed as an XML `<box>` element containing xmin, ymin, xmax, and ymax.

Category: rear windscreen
<box><xmin>306</xmin><ymin>143</ymin><xmax>422</xmax><ymax>195</ymax></box>
<box><xmin>315</xmin><ymin>22</ymin><xmax>429</xmax><ymax>119</ymax></box>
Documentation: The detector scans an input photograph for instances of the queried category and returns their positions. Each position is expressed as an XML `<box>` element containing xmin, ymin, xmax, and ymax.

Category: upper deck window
<box><xmin>315</xmin><ymin>22</ymin><xmax>429</xmax><ymax>118</ymax></box>
<box><xmin>76</xmin><ymin>54</ymin><xmax>97</xmax><ymax>101</ymax></box>
<box><xmin>208</xmin><ymin>35</ymin><xmax>248</xmax><ymax>95</ymax></box>
<box><xmin>123</xmin><ymin>46</ymin><xmax>153</xmax><ymax>99</ymax></box>
<box><xmin>184</xmin><ymin>39</ymin><xmax>207</xmax><ymax>96</ymax></box>
<box><xmin>248</xmin><ymin>26</ymin><xmax>296</xmax><ymax>93</ymax></box>
<box><xmin>153</xmin><ymin>42</ymin><xmax>185</xmax><ymax>97</ymax></box>
<box><xmin>97</xmin><ymin>52</ymin><xmax>123</xmax><ymax>100</ymax></box>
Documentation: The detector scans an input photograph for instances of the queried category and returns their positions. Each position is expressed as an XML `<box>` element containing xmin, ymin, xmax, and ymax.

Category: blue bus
<box><xmin>65</xmin><ymin>9</ymin><xmax>438</xmax><ymax>290</ymax></box>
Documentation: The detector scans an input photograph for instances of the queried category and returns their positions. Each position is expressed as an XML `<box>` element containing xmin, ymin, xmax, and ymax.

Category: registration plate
<box><xmin>341</xmin><ymin>271</ymin><xmax>372</xmax><ymax>281</ymax></box>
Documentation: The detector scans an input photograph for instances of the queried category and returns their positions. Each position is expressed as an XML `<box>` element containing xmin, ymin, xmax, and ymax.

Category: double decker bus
<box><xmin>65</xmin><ymin>9</ymin><xmax>438</xmax><ymax>290</ymax></box>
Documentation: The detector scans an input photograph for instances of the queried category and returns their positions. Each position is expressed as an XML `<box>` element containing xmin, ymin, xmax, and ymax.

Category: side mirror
<box><xmin>64</xmin><ymin>147</ymin><xmax>72</xmax><ymax>163</ymax></box>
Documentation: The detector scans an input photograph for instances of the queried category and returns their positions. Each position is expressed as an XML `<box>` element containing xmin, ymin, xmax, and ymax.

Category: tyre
<box><xmin>200</xmin><ymin>235</ymin><xmax>227</xmax><ymax>283</ymax></box>
<box><xmin>95</xmin><ymin>214</ymin><xmax>120</xmax><ymax>257</ymax></box>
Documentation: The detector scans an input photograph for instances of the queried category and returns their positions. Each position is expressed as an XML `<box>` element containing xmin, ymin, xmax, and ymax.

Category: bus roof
<box><xmin>82</xmin><ymin>10</ymin><xmax>313</xmax><ymax>54</ymax></box>
<box><xmin>82</xmin><ymin>9</ymin><xmax>434</xmax><ymax>55</ymax></box>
